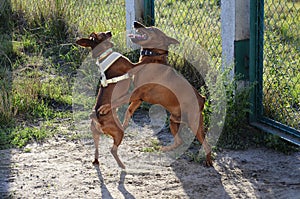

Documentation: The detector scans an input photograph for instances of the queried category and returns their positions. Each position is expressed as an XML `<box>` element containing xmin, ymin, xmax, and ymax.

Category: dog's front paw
<box><xmin>93</xmin><ymin>159</ymin><xmax>99</xmax><ymax>165</ymax></box>
<box><xmin>98</xmin><ymin>104</ymin><xmax>111</xmax><ymax>115</ymax></box>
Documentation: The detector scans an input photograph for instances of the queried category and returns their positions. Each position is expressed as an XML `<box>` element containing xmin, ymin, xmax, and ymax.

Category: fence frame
<box><xmin>127</xmin><ymin>0</ymin><xmax>300</xmax><ymax>145</ymax></box>
<box><xmin>249</xmin><ymin>0</ymin><xmax>300</xmax><ymax>145</ymax></box>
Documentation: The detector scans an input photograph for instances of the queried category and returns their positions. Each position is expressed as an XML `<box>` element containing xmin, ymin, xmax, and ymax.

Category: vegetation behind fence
<box><xmin>263</xmin><ymin>0</ymin><xmax>299</xmax><ymax>130</ymax></box>
<box><xmin>0</xmin><ymin>0</ymin><xmax>297</xmax><ymax>150</ymax></box>
<box><xmin>155</xmin><ymin>0</ymin><xmax>222</xmax><ymax>65</ymax></box>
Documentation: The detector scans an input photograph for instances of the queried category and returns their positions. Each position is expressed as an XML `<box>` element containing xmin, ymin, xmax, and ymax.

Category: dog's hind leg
<box><xmin>161</xmin><ymin>114</ymin><xmax>183</xmax><ymax>151</ymax></box>
<box><xmin>91</xmin><ymin>120</ymin><xmax>101</xmax><ymax>165</ymax></box>
<box><xmin>195</xmin><ymin>113</ymin><xmax>212</xmax><ymax>167</ymax></box>
<box><xmin>111</xmin><ymin>131</ymin><xmax>126</xmax><ymax>169</ymax></box>
<box><xmin>123</xmin><ymin>100</ymin><xmax>142</xmax><ymax>128</ymax></box>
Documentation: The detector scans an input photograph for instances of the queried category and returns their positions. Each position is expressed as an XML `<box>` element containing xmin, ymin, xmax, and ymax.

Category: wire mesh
<box><xmin>263</xmin><ymin>0</ymin><xmax>300</xmax><ymax>130</ymax></box>
<box><xmin>73</xmin><ymin>0</ymin><xmax>127</xmax><ymax>62</ymax></box>
<box><xmin>154</xmin><ymin>0</ymin><xmax>222</xmax><ymax>90</ymax></box>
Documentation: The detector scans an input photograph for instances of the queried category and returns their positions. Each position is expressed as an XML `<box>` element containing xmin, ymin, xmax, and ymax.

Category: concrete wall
<box><xmin>221</xmin><ymin>0</ymin><xmax>235</xmax><ymax>73</ymax></box>
<box><xmin>125</xmin><ymin>0</ymin><xmax>143</xmax><ymax>49</ymax></box>
<box><xmin>221</xmin><ymin>0</ymin><xmax>250</xmax><ymax>77</ymax></box>
<box><xmin>235</xmin><ymin>0</ymin><xmax>250</xmax><ymax>41</ymax></box>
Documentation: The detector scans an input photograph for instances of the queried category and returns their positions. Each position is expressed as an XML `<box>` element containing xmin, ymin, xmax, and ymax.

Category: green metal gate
<box><xmin>250</xmin><ymin>0</ymin><xmax>300</xmax><ymax>145</ymax></box>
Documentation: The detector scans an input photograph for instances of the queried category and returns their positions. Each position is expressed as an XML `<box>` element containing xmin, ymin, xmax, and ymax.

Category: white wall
<box><xmin>221</xmin><ymin>0</ymin><xmax>250</xmax><ymax>77</ymax></box>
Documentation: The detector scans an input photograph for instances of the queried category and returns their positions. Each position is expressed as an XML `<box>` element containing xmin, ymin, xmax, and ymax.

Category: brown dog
<box><xmin>76</xmin><ymin>31</ymin><xmax>134</xmax><ymax>169</ymax></box>
<box><xmin>76</xmin><ymin>23</ymin><xmax>212</xmax><ymax>169</ymax></box>
<box><xmin>122</xmin><ymin>21</ymin><xmax>179</xmax><ymax>127</ymax></box>
<box><xmin>128</xmin><ymin>21</ymin><xmax>179</xmax><ymax>64</ymax></box>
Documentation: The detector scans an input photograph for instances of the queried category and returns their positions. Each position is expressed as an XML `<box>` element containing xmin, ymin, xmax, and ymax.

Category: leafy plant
<box><xmin>10</xmin><ymin>126</ymin><xmax>49</xmax><ymax>148</ymax></box>
<box><xmin>0</xmin><ymin>130</ymin><xmax>11</xmax><ymax>150</ymax></box>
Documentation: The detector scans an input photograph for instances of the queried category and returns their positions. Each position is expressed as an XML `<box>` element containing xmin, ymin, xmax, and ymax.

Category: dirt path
<box><xmin>1</xmin><ymin>119</ymin><xmax>300</xmax><ymax>199</ymax></box>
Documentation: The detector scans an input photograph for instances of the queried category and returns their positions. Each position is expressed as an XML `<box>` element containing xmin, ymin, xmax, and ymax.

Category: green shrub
<box><xmin>0</xmin><ymin>65</ymin><xmax>15</xmax><ymax>126</ymax></box>
<box><xmin>0</xmin><ymin>130</ymin><xmax>11</xmax><ymax>150</ymax></box>
<box><xmin>203</xmin><ymin>66</ymin><xmax>253</xmax><ymax>149</ymax></box>
<box><xmin>10</xmin><ymin>126</ymin><xmax>49</xmax><ymax>148</ymax></box>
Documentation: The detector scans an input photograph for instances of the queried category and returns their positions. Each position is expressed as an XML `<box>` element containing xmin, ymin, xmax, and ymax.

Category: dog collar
<box><xmin>96</xmin><ymin>52</ymin><xmax>130</xmax><ymax>87</ymax></box>
<box><xmin>140</xmin><ymin>49</ymin><xmax>168</xmax><ymax>56</ymax></box>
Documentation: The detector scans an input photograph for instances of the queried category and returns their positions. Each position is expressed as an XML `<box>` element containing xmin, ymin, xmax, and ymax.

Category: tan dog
<box><xmin>76</xmin><ymin>23</ymin><xmax>212</xmax><ymax>169</ymax></box>
<box><xmin>76</xmin><ymin>31</ymin><xmax>134</xmax><ymax>169</ymax></box>
<box><xmin>122</xmin><ymin>21</ymin><xmax>179</xmax><ymax>127</ymax></box>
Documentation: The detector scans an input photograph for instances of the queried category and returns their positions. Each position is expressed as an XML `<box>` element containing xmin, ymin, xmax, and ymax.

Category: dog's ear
<box><xmin>133</xmin><ymin>21</ymin><xmax>145</xmax><ymax>29</ymax></box>
<box><xmin>76</xmin><ymin>38</ymin><xmax>94</xmax><ymax>48</ymax></box>
<box><xmin>89</xmin><ymin>32</ymin><xmax>98</xmax><ymax>39</ymax></box>
<box><xmin>167</xmin><ymin>36</ymin><xmax>180</xmax><ymax>45</ymax></box>
<box><xmin>105</xmin><ymin>31</ymin><xmax>112</xmax><ymax>38</ymax></box>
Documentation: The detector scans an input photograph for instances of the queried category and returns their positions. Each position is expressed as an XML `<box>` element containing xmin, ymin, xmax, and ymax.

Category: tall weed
<box><xmin>0</xmin><ymin>64</ymin><xmax>15</xmax><ymax>126</ymax></box>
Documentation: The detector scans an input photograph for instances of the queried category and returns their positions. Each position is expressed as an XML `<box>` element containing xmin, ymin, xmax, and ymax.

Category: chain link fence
<box><xmin>74</xmin><ymin>0</ymin><xmax>126</xmax><ymax>35</ymax></box>
<box><xmin>66</xmin><ymin>0</ymin><xmax>222</xmax><ymax>90</ymax></box>
<box><xmin>154</xmin><ymin>0</ymin><xmax>221</xmax><ymax>63</ymax></box>
<box><xmin>153</xmin><ymin>0</ymin><xmax>222</xmax><ymax>91</ymax></box>
<box><xmin>9</xmin><ymin>0</ymin><xmax>126</xmax><ymax>36</ymax></box>
<box><xmin>263</xmin><ymin>0</ymin><xmax>300</xmax><ymax>130</ymax></box>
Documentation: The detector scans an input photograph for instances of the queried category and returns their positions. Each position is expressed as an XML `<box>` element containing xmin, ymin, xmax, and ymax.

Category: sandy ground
<box><xmin>0</xmin><ymin>115</ymin><xmax>300</xmax><ymax>199</ymax></box>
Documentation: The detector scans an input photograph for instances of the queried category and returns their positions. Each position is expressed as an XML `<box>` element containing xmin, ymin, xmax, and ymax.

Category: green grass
<box><xmin>0</xmin><ymin>0</ymin><xmax>298</xmax><ymax>151</ymax></box>
<box><xmin>0</xmin><ymin>119</ymin><xmax>62</xmax><ymax>149</ymax></box>
<box><xmin>10</xmin><ymin>126</ymin><xmax>49</xmax><ymax>148</ymax></box>
<box><xmin>141</xmin><ymin>139</ymin><xmax>161</xmax><ymax>153</ymax></box>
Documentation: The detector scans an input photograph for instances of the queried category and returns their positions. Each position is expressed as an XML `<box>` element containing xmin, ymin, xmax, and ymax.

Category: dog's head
<box><xmin>76</xmin><ymin>31</ymin><xmax>113</xmax><ymax>58</ymax></box>
<box><xmin>76</xmin><ymin>31</ymin><xmax>112</xmax><ymax>49</ymax></box>
<box><xmin>128</xmin><ymin>21</ymin><xmax>179</xmax><ymax>50</ymax></box>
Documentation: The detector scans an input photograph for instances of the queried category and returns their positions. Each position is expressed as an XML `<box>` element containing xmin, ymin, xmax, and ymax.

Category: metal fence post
<box><xmin>221</xmin><ymin>0</ymin><xmax>250</xmax><ymax>83</ymax></box>
<box><xmin>222</xmin><ymin>0</ymin><xmax>252</xmax><ymax>119</ymax></box>
<box><xmin>143</xmin><ymin>0</ymin><xmax>154</xmax><ymax>26</ymax></box>
<box><xmin>221</xmin><ymin>0</ymin><xmax>235</xmax><ymax>77</ymax></box>
<box><xmin>249</xmin><ymin>0</ymin><xmax>264</xmax><ymax>123</ymax></box>
<box><xmin>234</xmin><ymin>0</ymin><xmax>250</xmax><ymax>82</ymax></box>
